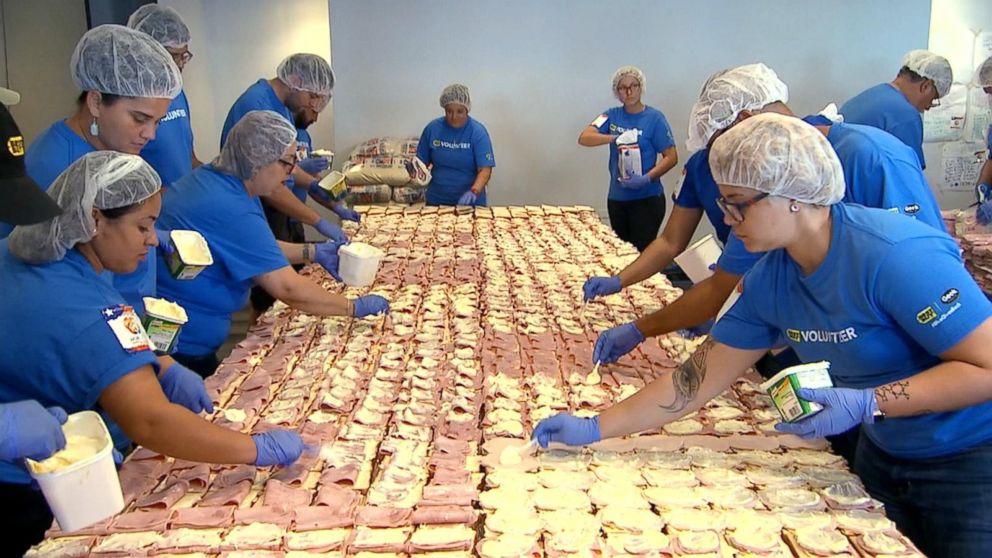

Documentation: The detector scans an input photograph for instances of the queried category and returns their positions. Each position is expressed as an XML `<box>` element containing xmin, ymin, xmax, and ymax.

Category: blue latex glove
<box><xmin>457</xmin><ymin>190</ymin><xmax>478</xmax><ymax>206</ymax></box>
<box><xmin>0</xmin><ymin>401</ymin><xmax>68</xmax><ymax>462</ymax></box>
<box><xmin>159</xmin><ymin>362</ymin><xmax>214</xmax><ymax>414</ymax></box>
<box><xmin>314</xmin><ymin>218</ymin><xmax>348</xmax><ymax>242</ymax></box>
<box><xmin>332</xmin><ymin>204</ymin><xmax>361</xmax><ymax>223</ymax></box>
<box><xmin>155</xmin><ymin>228</ymin><xmax>175</xmax><ymax>256</ymax></box>
<box><xmin>978</xmin><ymin>200</ymin><xmax>992</xmax><ymax>226</ymax></box>
<box><xmin>308</xmin><ymin>180</ymin><xmax>331</xmax><ymax>204</ymax></box>
<box><xmin>583</xmin><ymin>276</ymin><xmax>622</xmax><ymax>301</ymax></box>
<box><xmin>252</xmin><ymin>430</ymin><xmax>304</xmax><ymax>467</ymax></box>
<box><xmin>314</xmin><ymin>240</ymin><xmax>345</xmax><ymax>281</ymax></box>
<box><xmin>532</xmin><ymin>414</ymin><xmax>601</xmax><ymax>448</ymax></box>
<box><xmin>619</xmin><ymin>174</ymin><xmax>652</xmax><ymax>189</ymax></box>
<box><xmin>353</xmin><ymin>295</ymin><xmax>390</xmax><ymax>318</ymax></box>
<box><xmin>774</xmin><ymin>387</ymin><xmax>877</xmax><ymax>439</ymax></box>
<box><xmin>977</xmin><ymin>182</ymin><xmax>992</xmax><ymax>204</ymax></box>
<box><xmin>592</xmin><ymin>322</ymin><xmax>645</xmax><ymax>364</ymax></box>
<box><xmin>298</xmin><ymin>157</ymin><xmax>329</xmax><ymax>176</ymax></box>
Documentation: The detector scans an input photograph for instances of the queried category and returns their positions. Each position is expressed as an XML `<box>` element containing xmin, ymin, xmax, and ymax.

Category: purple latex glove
<box><xmin>308</xmin><ymin>180</ymin><xmax>331</xmax><ymax>204</ymax></box>
<box><xmin>332</xmin><ymin>204</ymin><xmax>361</xmax><ymax>223</ymax></box>
<box><xmin>533</xmin><ymin>414</ymin><xmax>601</xmax><ymax>448</ymax></box>
<box><xmin>592</xmin><ymin>322</ymin><xmax>645</xmax><ymax>364</ymax></box>
<box><xmin>619</xmin><ymin>174</ymin><xmax>652</xmax><ymax>189</ymax></box>
<box><xmin>457</xmin><ymin>190</ymin><xmax>478</xmax><ymax>206</ymax></box>
<box><xmin>0</xmin><ymin>401</ymin><xmax>67</xmax><ymax>462</ymax></box>
<box><xmin>583</xmin><ymin>276</ymin><xmax>622</xmax><ymax>301</ymax></box>
<box><xmin>978</xmin><ymin>200</ymin><xmax>992</xmax><ymax>226</ymax></box>
<box><xmin>252</xmin><ymin>430</ymin><xmax>304</xmax><ymax>467</ymax></box>
<box><xmin>774</xmin><ymin>387</ymin><xmax>877</xmax><ymax>439</ymax></box>
<box><xmin>314</xmin><ymin>240</ymin><xmax>346</xmax><ymax>281</ymax></box>
<box><xmin>352</xmin><ymin>295</ymin><xmax>390</xmax><ymax>318</ymax></box>
<box><xmin>314</xmin><ymin>218</ymin><xmax>348</xmax><ymax>242</ymax></box>
<box><xmin>298</xmin><ymin>157</ymin><xmax>329</xmax><ymax>176</ymax></box>
<box><xmin>160</xmin><ymin>362</ymin><xmax>214</xmax><ymax>414</ymax></box>
<box><xmin>155</xmin><ymin>228</ymin><xmax>175</xmax><ymax>256</ymax></box>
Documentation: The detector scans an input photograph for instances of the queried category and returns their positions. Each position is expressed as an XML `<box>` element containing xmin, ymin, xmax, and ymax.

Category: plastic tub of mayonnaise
<box><xmin>167</xmin><ymin>230</ymin><xmax>213</xmax><ymax>280</ymax></box>
<box><xmin>760</xmin><ymin>361</ymin><xmax>834</xmax><ymax>423</ymax></box>
<box><xmin>338</xmin><ymin>242</ymin><xmax>385</xmax><ymax>287</ymax></box>
<box><xmin>27</xmin><ymin>411</ymin><xmax>124</xmax><ymax>533</ymax></box>
<box><xmin>317</xmin><ymin>170</ymin><xmax>348</xmax><ymax>200</ymax></box>
<box><xmin>674</xmin><ymin>234</ymin><xmax>723</xmax><ymax>284</ymax></box>
<box><xmin>142</xmin><ymin>297</ymin><xmax>189</xmax><ymax>354</ymax></box>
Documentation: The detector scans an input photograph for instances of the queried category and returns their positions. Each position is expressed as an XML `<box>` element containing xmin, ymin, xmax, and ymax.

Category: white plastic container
<box><xmin>168</xmin><ymin>230</ymin><xmax>213</xmax><ymax>280</ymax></box>
<box><xmin>318</xmin><ymin>170</ymin><xmax>348</xmax><ymax>200</ymax></box>
<box><xmin>338</xmin><ymin>242</ymin><xmax>385</xmax><ymax>287</ymax></box>
<box><xmin>674</xmin><ymin>234</ymin><xmax>723</xmax><ymax>284</ymax></box>
<box><xmin>27</xmin><ymin>411</ymin><xmax>124</xmax><ymax>532</ymax></box>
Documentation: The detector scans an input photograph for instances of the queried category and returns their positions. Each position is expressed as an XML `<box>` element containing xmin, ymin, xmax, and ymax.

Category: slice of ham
<box><xmin>319</xmin><ymin>463</ymin><xmax>361</xmax><ymax>486</ymax></box>
<box><xmin>233</xmin><ymin>504</ymin><xmax>295</xmax><ymax>529</ymax></box>
<box><xmin>293</xmin><ymin>505</ymin><xmax>355</xmax><ymax>531</ymax></box>
<box><xmin>268</xmin><ymin>457</ymin><xmax>314</xmax><ymax>487</ymax></box>
<box><xmin>108</xmin><ymin>509</ymin><xmax>172</xmax><ymax>532</ymax></box>
<box><xmin>134</xmin><ymin>480</ymin><xmax>189</xmax><ymax>510</ymax></box>
<box><xmin>171</xmin><ymin>463</ymin><xmax>211</xmax><ymax>492</ymax></box>
<box><xmin>431</xmin><ymin>467</ymin><xmax>473</xmax><ymax>485</ymax></box>
<box><xmin>169</xmin><ymin>505</ymin><xmax>235</xmax><ymax>528</ymax></box>
<box><xmin>210</xmin><ymin>465</ymin><xmax>256</xmax><ymax>489</ymax></box>
<box><xmin>411</xmin><ymin>505</ymin><xmax>478</xmax><ymax>525</ymax></box>
<box><xmin>419</xmin><ymin>484</ymin><xmax>478</xmax><ymax>507</ymax></box>
<box><xmin>197</xmin><ymin>480</ymin><xmax>252</xmax><ymax>507</ymax></box>
<box><xmin>314</xmin><ymin>483</ymin><xmax>360</xmax><ymax>514</ymax></box>
<box><xmin>728</xmin><ymin>434</ymin><xmax>781</xmax><ymax>451</ymax></box>
<box><xmin>356</xmin><ymin>505</ymin><xmax>413</xmax><ymax>527</ymax></box>
<box><xmin>263</xmin><ymin>479</ymin><xmax>313</xmax><ymax>508</ymax></box>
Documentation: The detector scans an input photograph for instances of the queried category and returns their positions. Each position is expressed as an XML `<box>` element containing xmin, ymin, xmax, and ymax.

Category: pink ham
<box><xmin>171</xmin><ymin>463</ymin><xmax>211</xmax><ymax>492</ymax></box>
<box><xmin>169</xmin><ymin>505</ymin><xmax>235</xmax><ymax>528</ymax></box>
<box><xmin>233</xmin><ymin>504</ymin><xmax>295</xmax><ymax>528</ymax></box>
<box><xmin>728</xmin><ymin>434</ymin><xmax>781</xmax><ymax>451</ymax></box>
<box><xmin>300</xmin><ymin>421</ymin><xmax>339</xmax><ymax>441</ymax></box>
<box><xmin>314</xmin><ymin>483</ymin><xmax>360</xmax><ymax>513</ymax></box>
<box><xmin>269</xmin><ymin>455</ymin><xmax>315</xmax><ymax>487</ymax></box>
<box><xmin>210</xmin><ymin>465</ymin><xmax>256</xmax><ymax>489</ymax></box>
<box><xmin>356</xmin><ymin>505</ymin><xmax>413</xmax><ymax>527</ymax></box>
<box><xmin>118</xmin><ymin>460</ymin><xmax>166</xmax><ymax>504</ymax></box>
<box><xmin>134</xmin><ymin>480</ymin><xmax>189</xmax><ymax>510</ymax></box>
<box><xmin>293</xmin><ymin>505</ymin><xmax>355</xmax><ymax>531</ymax></box>
<box><xmin>263</xmin><ymin>479</ymin><xmax>313</xmax><ymax>507</ymax></box>
<box><xmin>419</xmin><ymin>484</ymin><xmax>477</xmax><ymax>507</ymax></box>
<box><xmin>319</xmin><ymin>463</ymin><xmax>361</xmax><ymax>486</ymax></box>
<box><xmin>411</xmin><ymin>505</ymin><xmax>478</xmax><ymax>525</ymax></box>
<box><xmin>109</xmin><ymin>509</ymin><xmax>172</xmax><ymax>532</ymax></box>
<box><xmin>431</xmin><ymin>468</ymin><xmax>472</xmax><ymax>485</ymax></box>
<box><xmin>127</xmin><ymin>448</ymin><xmax>163</xmax><ymax>461</ymax></box>
<box><xmin>197</xmin><ymin>480</ymin><xmax>252</xmax><ymax>507</ymax></box>
<box><xmin>45</xmin><ymin>518</ymin><xmax>112</xmax><ymax>539</ymax></box>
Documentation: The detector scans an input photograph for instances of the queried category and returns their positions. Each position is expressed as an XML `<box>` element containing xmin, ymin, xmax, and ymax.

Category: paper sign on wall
<box><xmin>941</xmin><ymin>142</ymin><xmax>986</xmax><ymax>190</ymax></box>
<box><xmin>924</xmin><ymin>84</ymin><xmax>968</xmax><ymax>143</ymax></box>
<box><xmin>974</xmin><ymin>31</ymin><xmax>992</xmax><ymax>73</ymax></box>
<box><xmin>966</xmin><ymin>86</ymin><xmax>992</xmax><ymax>144</ymax></box>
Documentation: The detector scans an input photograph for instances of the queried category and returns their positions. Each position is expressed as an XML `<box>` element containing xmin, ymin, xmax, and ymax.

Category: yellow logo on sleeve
<box><xmin>7</xmin><ymin>135</ymin><xmax>24</xmax><ymax>157</ymax></box>
<box><xmin>916</xmin><ymin>306</ymin><xmax>937</xmax><ymax>325</ymax></box>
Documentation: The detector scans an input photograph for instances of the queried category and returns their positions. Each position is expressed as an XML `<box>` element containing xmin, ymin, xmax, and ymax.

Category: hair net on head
<box><xmin>977</xmin><ymin>56</ymin><xmax>992</xmax><ymax>88</ymax></box>
<box><xmin>686</xmin><ymin>63</ymin><xmax>789</xmax><ymax>153</ymax></box>
<box><xmin>127</xmin><ymin>4</ymin><xmax>190</xmax><ymax>49</ymax></box>
<box><xmin>902</xmin><ymin>50</ymin><xmax>953</xmax><ymax>97</ymax></box>
<box><xmin>612</xmin><ymin>65</ymin><xmax>646</xmax><ymax>94</ymax></box>
<box><xmin>9</xmin><ymin>151</ymin><xmax>161</xmax><ymax>264</ymax></box>
<box><xmin>277</xmin><ymin>53</ymin><xmax>335</xmax><ymax>97</ymax></box>
<box><xmin>439</xmin><ymin>84</ymin><xmax>471</xmax><ymax>110</ymax></box>
<box><xmin>709</xmin><ymin>113</ymin><xmax>844</xmax><ymax>207</ymax></box>
<box><xmin>213</xmin><ymin>110</ymin><xmax>297</xmax><ymax>181</ymax></box>
<box><xmin>71</xmin><ymin>24</ymin><xmax>182</xmax><ymax>99</ymax></box>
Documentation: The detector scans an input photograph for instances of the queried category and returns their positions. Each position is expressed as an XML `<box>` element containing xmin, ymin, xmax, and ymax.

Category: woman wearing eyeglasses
<box><xmin>537</xmin><ymin>113</ymin><xmax>992</xmax><ymax>558</ymax></box>
<box><xmin>156</xmin><ymin>111</ymin><xmax>389</xmax><ymax>377</ymax></box>
<box><xmin>578</xmin><ymin>65</ymin><xmax>678</xmax><ymax>252</ymax></box>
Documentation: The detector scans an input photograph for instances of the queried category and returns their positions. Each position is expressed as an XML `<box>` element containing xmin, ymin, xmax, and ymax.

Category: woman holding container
<box><xmin>535</xmin><ymin>114</ymin><xmax>992</xmax><ymax>558</ymax></box>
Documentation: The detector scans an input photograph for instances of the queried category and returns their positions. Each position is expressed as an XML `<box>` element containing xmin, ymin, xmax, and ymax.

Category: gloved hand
<box><xmin>308</xmin><ymin>180</ymin><xmax>331</xmax><ymax>204</ymax></box>
<box><xmin>155</xmin><ymin>228</ymin><xmax>175</xmax><ymax>256</ymax></box>
<box><xmin>314</xmin><ymin>240</ymin><xmax>345</xmax><ymax>281</ymax></box>
<box><xmin>533</xmin><ymin>414</ymin><xmax>601</xmax><ymax>448</ymax></box>
<box><xmin>774</xmin><ymin>387</ymin><xmax>877</xmax><ymax>439</ymax></box>
<box><xmin>159</xmin><ymin>362</ymin><xmax>214</xmax><ymax>414</ymax></box>
<box><xmin>978</xmin><ymin>200</ymin><xmax>992</xmax><ymax>226</ymax></box>
<box><xmin>314</xmin><ymin>218</ymin><xmax>348</xmax><ymax>242</ymax></box>
<box><xmin>619</xmin><ymin>174</ymin><xmax>652</xmax><ymax>189</ymax></box>
<box><xmin>593</xmin><ymin>322</ymin><xmax>645</xmax><ymax>364</ymax></box>
<box><xmin>976</xmin><ymin>182</ymin><xmax>992</xmax><ymax>204</ymax></box>
<box><xmin>583</xmin><ymin>276</ymin><xmax>622</xmax><ymax>301</ymax></box>
<box><xmin>332</xmin><ymin>204</ymin><xmax>361</xmax><ymax>223</ymax></box>
<box><xmin>0</xmin><ymin>401</ymin><xmax>68</xmax><ymax>462</ymax></box>
<box><xmin>298</xmin><ymin>157</ymin><xmax>329</xmax><ymax>176</ymax></box>
<box><xmin>457</xmin><ymin>190</ymin><xmax>478</xmax><ymax>206</ymax></box>
<box><xmin>252</xmin><ymin>430</ymin><xmax>304</xmax><ymax>467</ymax></box>
<box><xmin>352</xmin><ymin>295</ymin><xmax>390</xmax><ymax>318</ymax></box>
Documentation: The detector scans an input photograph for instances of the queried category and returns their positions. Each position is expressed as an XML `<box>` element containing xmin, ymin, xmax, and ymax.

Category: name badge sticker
<box><xmin>102</xmin><ymin>304</ymin><xmax>152</xmax><ymax>353</ymax></box>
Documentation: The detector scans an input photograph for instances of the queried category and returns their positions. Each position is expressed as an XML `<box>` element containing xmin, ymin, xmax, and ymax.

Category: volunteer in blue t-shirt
<box><xmin>157</xmin><ymin>111</ymin><xmax>389</xmax><ymax>377</ymax></box>
<box><xmin>18</xmin><ymin>24</ymin><xmax>184</xmax><ymax>317</ymax></box>
<box><xmin>1</xmin><ymin>151</ymin><xmax>305</xmax><ymax>556</ymax></box>
<box><xmin>537</xmin><ymin>114</ymin><xmax>992</xmax><ymax>558</ymax></box>
<box><xmin>416</xmin><ymin>83</ymin><xmax>496</xmax><ymax>207</ymax></box>
<box><xmin>841</xmin><ymin>50</ymin><xmax>953</xmax><ymax>169</ymax></box>
<box><xmin>974</xmin><ymin>56</ymin><xmax>992</xmax><ymax>216</ymax></box>
<box><xmin>578</xmin><ymin>66</ymin><xmax>678</xmax><ymax>252</ymax></box>
<box><xmin>128</xmin><ymin>4</ymin><xmax>202</xmax><ymax>187</ymax></box>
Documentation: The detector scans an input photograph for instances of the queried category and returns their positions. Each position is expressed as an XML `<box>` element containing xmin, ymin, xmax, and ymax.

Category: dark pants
<box><xmin>606</xmin><ymin>195</ymin><xmax>666</xmax><ymax>252</ymax></box>
<box><xmin>250</xmin><ymin>202</ymin><xmax>305</xmax><ymax>313</ymax></box>
<box><xmin>173</xmin><ymin>352</ymin><xmax>220</xmax><ymax>379</ymax></box>
<box><xmin>855</xmin><ymin>433</ymin><xmax>992</xmax><ymax>558</ymax></box>
<box><xmin>0</xmin><ymin>482</ymin><xmax>52</xmax><ymax>556</ymax></box>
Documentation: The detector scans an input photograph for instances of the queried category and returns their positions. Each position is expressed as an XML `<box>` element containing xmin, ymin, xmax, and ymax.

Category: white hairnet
<box><xmin>213</xmin><ymin>110</ymin><xmax>297</xmax><ymax>181</ymax></box>
<box><xmin>440</xmin><ymin>83</ymin><xmax>471</xmax><ymax>110</ymax></box>
<box><xmin>127</xmin><ymin>4</ymin><xmax>190</xmax><ymax>49</ymax></box>
<box><xmin>71</xmin><ymin>24</ymin><xmax>182</xmax><ymax>99</ymax></box>
<box><xmin>612</xmin><ymin>65</ymin><xmax>646</xmax><ymax>95</ymax></box>
<box><xmin>709</xmin><ymin>113</ymin><xmax>844</xmax><ymax>206</ymax></box>
<box><xmin>977</xmin><ymin>56</ymin><xmax>992</xmax><ymax>88</ymax></box>
<box><xmin>686</xmin><ymin>63</ymin><xmax>789</xmax><ymax>152</ymax></box>
<box><xmin>277</xmin><ymin>53</ymin><xmax>334</xmax><ymax>97</ymax></box>
<box><xmin>9</xmin><ymin>152</ymin><xmax>161</xmax><ymax>264</ymax></box>
<box><xmin>902</xmin><ymin>50</ymin><xmax>953</xmax><ymax>97</ymax></box>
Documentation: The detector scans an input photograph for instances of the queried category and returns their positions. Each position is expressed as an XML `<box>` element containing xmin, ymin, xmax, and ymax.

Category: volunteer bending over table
<box><xmin>0</xmin><ymin>151</ymin><xmax>305</xmax><ymax>555</ymax></box>
<box><xmin>535</xmin><ymin>114</ymin><xmax>992</xmax><ymax>558</ymax></box>
<box><xmin>157</xmin><ymin>111</ymin><xmax>390</xmax><ymax>377</ymax></box>
<box><xmin>18</xmin><ymin>24</ymin><xmax>183</xmax><ymax>316</ymax></box>
<box><xmin>975</xmin><ymin>56</ymin><xmax>992</xmax><ymax>216</ymax></box>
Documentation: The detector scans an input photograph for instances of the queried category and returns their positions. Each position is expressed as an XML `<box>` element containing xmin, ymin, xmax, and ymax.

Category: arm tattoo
<box><xmin>874</xmin><ymin>381</ymin><xmax>910</xmax><ymax>403</ymax></box>
<box><xmin>659</xmin><ymin>338</ymin><xmax>714</xmax><ymax>412</ymax></box>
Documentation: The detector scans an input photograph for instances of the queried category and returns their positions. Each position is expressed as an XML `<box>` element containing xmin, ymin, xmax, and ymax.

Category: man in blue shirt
<box><xmin>841</xmin><ymin>50</ymin><xmax>953</xmax><ymax>169</ymax></box>
<box><xmin>128</xmin><ymin>4</ymin><xmax>202</xmax><ymax>187</ymax></box>
<box><xmin>975</xmin><ymin>56</ymin><xmax>992</xmax><ymax>212</ymax></box>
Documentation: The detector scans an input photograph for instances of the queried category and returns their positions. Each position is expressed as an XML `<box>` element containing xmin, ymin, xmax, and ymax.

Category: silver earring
<box><xmin>89</xmin><ymin>119</ymin><xmax>99</xmax><ymax>136</ymax></box>
<box><xmin>790</xmin><ymin>204</ymin><xmax>800</xmax><ymax>212</ymax></box>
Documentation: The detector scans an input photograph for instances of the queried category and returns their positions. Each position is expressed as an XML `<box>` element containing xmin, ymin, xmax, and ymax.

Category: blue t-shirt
<box><xmin>0</xmin><ymin>241</ymin><xmax>158</xmax><ymax>484</ymax></box>
<box><xmin>156</xmin><ymin>165</ymin><xmax>289</xmax><ymax>356</ymax></box>
<box><xmin>590</xmin><ymin>105</ymin><xmax>675</xmax><ymax>202</ymax></box>
<box><xmin>713</xmin><ymin>204</ymin><xmax>992</xmax><ymax>459</ymax></box>
<box><xmin>20</xmin><ymin>120</ymin><xmax>157</xmax><ymax>315</ymax></box>
<box><xmin>672</xmin><ymin>148</ymin><xmax>731</xmax><ymax>244</ymax></box>
<box><xmin>140</xmin><ymin>90</ymin><xmax>194</xmax><ymax>188</ymax></box>
<box><xmin>840</xmin><ymin>83</ymin><xmax>925</xmax><ymax>169</ymax></box>
<box><xmin>416</xmin><ymin>116</ymin><xmax>495</xmax><ymax>206</ymax></box>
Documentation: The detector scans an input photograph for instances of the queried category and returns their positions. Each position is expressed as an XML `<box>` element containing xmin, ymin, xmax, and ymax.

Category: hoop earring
<box><xmin>89</xmin><ymin>119</ymin><xmax>99</xmax><ymax>137</ymax></box>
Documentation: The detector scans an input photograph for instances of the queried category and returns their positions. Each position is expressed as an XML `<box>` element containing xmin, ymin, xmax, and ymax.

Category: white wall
<box><xmin>330</xmin><ymin>0</ymin><xmax>931</xmax><ymax>231</ymax></box>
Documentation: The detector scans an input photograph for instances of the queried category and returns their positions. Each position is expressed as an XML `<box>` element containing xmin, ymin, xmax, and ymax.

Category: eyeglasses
<box><xmin>926</xmin><ymin>80</ymin><xmax>941</xmax><ymax>108</ymax></box>
<box><xmin>168</xmin><ymin>49</ymin><xmax>193</xmax><ymax>67</ymax></box>
<box><xmin>277</xmin><ymin>154</ymin><xmax>299</xmax><ymax>171</ymax></box>
<box><xmin>716</xmin><ymin>192</ymin><xmax>770</xmax><ymax>223</ymax></box>
<box><xmin>617</xmin><ymin>83</ymin><xmax>641</xmax><ymax>94</ymax></box>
